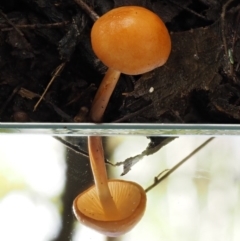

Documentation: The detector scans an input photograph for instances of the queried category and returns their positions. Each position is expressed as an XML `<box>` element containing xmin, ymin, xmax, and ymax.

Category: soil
<box><xmin>0</xmin><ymin>0</ymin><xmax>240</xmax><ymax>123</ymax></box>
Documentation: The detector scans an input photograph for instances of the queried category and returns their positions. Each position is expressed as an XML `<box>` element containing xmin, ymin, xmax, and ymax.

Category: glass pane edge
<box><xmin>0</xmin><ymin>123</ymin><xmax>240</xmax><ymax>135</ymax></box>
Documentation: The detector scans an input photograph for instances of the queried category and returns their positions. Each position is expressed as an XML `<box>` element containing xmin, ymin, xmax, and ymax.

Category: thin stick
<box><xmin>145</xmin><ymin>137</ymin><xmax>214</xmax><ymax>193</ymax></box>
<box><xmin>0</xmin><ymin>10</ymin><xmax>24</xmax><ymax>36</ymax></box>
<box><xmin>33</xmin><ymin>62</ymin><xmax>66</xmax><ymax>111</ymax></box>
<box><xmin>221</xmin><ymin>0</ymin><xmax>237</xmax><ymax>78</ymax></box>
<box><xmin>113</xmin><ymin>103</ymin><xmax>153</xmax><ymax>123</ymax></box>
<box><xmin>1</xmin><ymin>21</ymin><xmax>69</xmax><ymax>31</ymax></box>
<box><xmin>53</xmin><ymin>137</ymin><xmax>89</xmax><ymax>158</ymax></box>
<box><xmin>221</xmin><ymin>0</ymin><xmax>235</xmax><ymax>60</ymax></box>
<box><xmin>73</xmin><ymin>0</ymin><xmax>99</xmax><ymax>22</ymax></box>
<box><xmin>168</xmin><ymin>0</ymin><xmax>208</xmax><ymax>20</ymax></box>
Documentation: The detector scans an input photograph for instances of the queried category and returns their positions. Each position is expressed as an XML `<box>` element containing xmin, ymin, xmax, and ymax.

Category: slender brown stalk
<box><xmin>89</xmin><ymin>68</ymin><xmax>121</xmax><ymax>122</ymax></box>
<box><xmin>88</xmin><ymin>136</ymin><xmax>118</xmax><ymax>218</ymax></box>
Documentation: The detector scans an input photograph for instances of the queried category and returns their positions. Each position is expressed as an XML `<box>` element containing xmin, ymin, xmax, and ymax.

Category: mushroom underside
<box><xmin>73</xmin><ymin>180</ymin><xmax>146</xmax><ymax>236</ymax></box>
<box><xmin>75</xmin><ymin>180</ymin><xmax>145</xmax><ymax>221</ymax></box>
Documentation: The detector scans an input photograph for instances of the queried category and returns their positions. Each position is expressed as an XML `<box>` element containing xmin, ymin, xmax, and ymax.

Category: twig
<box><xmin>0</xmin><ymin>21</ymin><xmax>69</xmax><ymax>31</ymax></box>
<box><xmin>0</xmin><ymin>10</ymin><xmax>24</xmax><ymax>36</ymax></box>
<box><xmin>107</xmin><ymin>137</ymin><xmax>177</xmax><ymax>175</ymax></box>
<box><xmin>33</xmin><ymin>62</ymin><xmax>66</xmax><ymax>111</ymax></box>
<box><xmin>221</xmin><ymin>0</ymin><xmax>235</xmax><ymax>60</ymax></box>
<box><xmin>18</xmin><ymin>87</ymin><xmax>73</xmax><ymax>121</ymax></box>
<box><xmin>53</xmin><ymin>137</ymin><xmax>89</xmax><ymax>157</ymax></box>
<box><xmin>73</xmin><ymin>0</ymin><xmax>99</xmax><ymax>22</ymax></box>
<box><xmin>145</xmin><ymin>137</ymin><xmax>214</xmax><ymax>193</ymax></box>
<box><xmin>53</xmin><ymin>136</ymin><xmax>109</xmax><ymax>164</ymax></box>
<box><xmin>113</xmin><ymin>103</ymin><xmax>153</xmax><ymax>123</ymax></box>
<box><xmin>168</xmin><ymin>0</ymin><xmax>208</xmax><ymax>20</ymax></box>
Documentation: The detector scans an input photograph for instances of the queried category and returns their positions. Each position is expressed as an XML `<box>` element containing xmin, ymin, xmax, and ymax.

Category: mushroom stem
<box><xmin>89</xmin><ymin>68</ymin><xmax>121</xmax><ymax>122</ymax></box>
<box><xmin>88</xmin><ymin>136</ymin><xmax>119</xmax><ymax>218</ymax></box>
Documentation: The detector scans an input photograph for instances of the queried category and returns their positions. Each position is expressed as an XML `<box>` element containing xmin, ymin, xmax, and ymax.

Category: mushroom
<box><xmin>89</xmin><ymin>6</ymin><xmax>171</xmax><ymax>122</ymax></box>
<box><xmin>73</xmin><ymin>136</ymin><xmax>147</xmax><ymax>237</ymax></box>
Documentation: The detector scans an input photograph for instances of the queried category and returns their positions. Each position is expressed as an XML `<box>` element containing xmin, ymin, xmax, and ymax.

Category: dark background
<box><xmin>0</xmin><ymin>0</ymin><xmax>239</xmax><ymax>123</ymax></box>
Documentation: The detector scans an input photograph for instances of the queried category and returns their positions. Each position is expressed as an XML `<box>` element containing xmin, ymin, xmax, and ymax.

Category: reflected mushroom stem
<box><xmin>88</xmin><ymin>136</ymin><xmax>119</xmax><ymax>219</ymax></box>
<box><xmin>89</xmin><ymin>68</ymin><xmax>121</xmax><ymax>122</ymax></box>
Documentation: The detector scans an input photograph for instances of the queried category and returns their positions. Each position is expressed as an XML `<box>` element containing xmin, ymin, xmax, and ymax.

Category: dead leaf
<box><xmin>130</xmin><ymin>22</ymin><xmax>223</xmax><ymax>120</ymax></box>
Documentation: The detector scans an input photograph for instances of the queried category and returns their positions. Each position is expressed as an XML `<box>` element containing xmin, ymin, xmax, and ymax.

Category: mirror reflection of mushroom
<box><xmin>89</xmin><ymin>6</ymin><xmax>171</xmax><ymax>122</ymax></box>
<box><xmin>73</xmin><ymin>136</ymin><xmax>147</xmax><ymax>237</ymax></box>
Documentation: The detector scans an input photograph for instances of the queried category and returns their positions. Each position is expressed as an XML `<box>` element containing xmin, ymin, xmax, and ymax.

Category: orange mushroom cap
<box><xmin>73</xmin><ymin>179</ymin><xmax>146</xmax><ymax>237</ymax></box>
<box><xmin>91</xmin><ymin>6</ymin><xmax>171</xmax><ymax>75</ymax></box>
